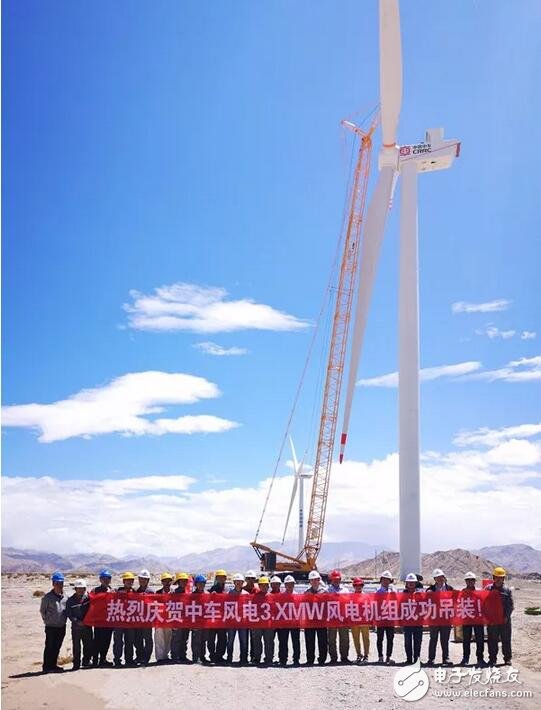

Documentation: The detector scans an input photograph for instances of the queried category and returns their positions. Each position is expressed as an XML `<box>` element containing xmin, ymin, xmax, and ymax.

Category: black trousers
<box><xmin>113</xmin><ymin>628</ymin><xmax>136</xmax><ymax>663</ymax></box>
<box><xmin>43</xmin><ymin>626</ymin><xmax>66</xmax><ymax>671</ymax></box>
<box><xmin>305</xmin><ymin>627</ymin><xmax>327</xmax><ymax>664</ymax></box>
<box><xmin>376</xmin><ymin>627</ymin><xmax>395</xmax><ymax>658</ymax></box>
<box><xmin>462</xmin><ymin>624</ymin><xmax>484</xmax><ymax>663</ymax></box>
<box><xmin>277</xmin><ymin>628</ymin><xmax>300</xmax><ymax>664</ymax></box>
<box><xmin>403</xmin><ymin>626</ymin><xmax>423</xmax><ymax>662</ymax></box>
<box><xmin>72</xmin><ymin>625</ymin><xmax>93</xmax><ymax>667</ymax></box>
<box><xmin>171</xmin><ymin>629</ymin><xmax>190</xmax><ymax>661</ymax></box>
<box><xmin>93</xmin><ymin>627</ymin><xmax>113</xmax><ymax>664</ymax></box>
<box><xmin>428</xmin><ymin>626</ymin><xmax>451</xmax><ymax>662</ymax></box>
<box><xmin>487</xmin><ymin>622</ymin><xmax>512</xmax><ymax>663</ymax></box>
<box><xmin>208</xmin><ymin>629</ymin><xmax>228</xmax><ymax>661</ymax></box>
<box><xmin>134</xmin><ymin>628</ymin><xmax>153</xmax><ymax>664</ymax></box>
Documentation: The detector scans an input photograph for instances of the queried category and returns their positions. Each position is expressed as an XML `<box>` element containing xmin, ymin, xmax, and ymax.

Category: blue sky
<box><xmin>2</xmin><ymin>1</ymin><xmax>540</xmax><ymax>555</ymax></box>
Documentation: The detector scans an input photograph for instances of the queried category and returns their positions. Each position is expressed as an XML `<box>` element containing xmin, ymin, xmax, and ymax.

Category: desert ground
<box><xmin>2</xmin><ymin>574</ymin><xmax>540</xmax><ymax>710</ymax></box>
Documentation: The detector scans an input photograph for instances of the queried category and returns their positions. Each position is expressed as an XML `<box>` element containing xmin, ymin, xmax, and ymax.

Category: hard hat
<box><xmin>308</xmin><ymin>570</ymin><xmax>321</xmax><ymax>580</ymax></box>
<box><xmin>175</xmin><ymin>572</ymin><xmax>190</xmax><ymax>582</ymax></box>
<box><xmin>194</xmin><ymin>574</ymin><xmax>207</xmax><ymax>584</ymax></box>
<box><xmin>284</xmin><ymin>575</ymin><xmax>295</xmax><ymax>584</ymax></box>
<box><xmin>405</xmin><ymin>573</ymin><xmax>418</xmax><ymax>583</ymax></box>
<box><xmin>99</xmin><ymin>569</ymin><xmax>112</xmax><ymax>579</ymax></box>
<box><xmin>232</xmin><ymin>573</ymin><xmax>245</xmax><ymax>582</ymax></box>
<box><xmin>464</xmin><ymin>571</ymin><xmax>477</xmax><ymax>580</ymax></box>
<box><xmin>51</xmin><ymin>571</ymin><xmax>65</xmax><ymax>583</ymax></box>
<box><xmin>258</xmin><ymin>576</ymin><xmax>270</xmax><ymax>585</ymax></box>
<box><xmin>73</xmin><ymin>578</ymin><xmax>87</xmax><ymax>588</ymax></box>
<box><xmin>433</xmin><ymin>568</ymin><xmax>445</xmax><ymax>578</ymax></box>
<box><xmin>493</xmin><ymin>567</ymin><xmax>506</xmax><ymax>577</ymax></box>
<box><xmin>329</xmin><ymin>569</ymin><xmax>342</xmax><ymax>580</ymax></box>
<box><xmin>138</xmin><ymin>569</ymin><xmax>151</xmax><ymax>579</ymax></box>
<box><xmin>270</xmin><ymin>576</ymin><xmax>281</xmax><ymax>584</ymax></box>
<box><xmin>160</xmin><ymin>572</ymin><xmax>173</xmax><ymax>581</ymax></box>
<box><xmin>380</xmin><ymin>570</ymin><xmax>393</xmax><ymax>580</ymax></box>
<box><xmin>352</xmin><ymin>577</ymin><xmax>365</xmax><ymax>586</ymax></box>
<box><xmin>245</xmin><ymin>570</ymin><xmax>257</xmax><ymax>579</ymax></box>
<box><xmin>215</xmin><ymin>569</ymin><xmax>227</xmax><ymax>578</ymax></box>
<box><xmin>122</xmin><ymin>571</ymin><xmax>135</xmax><ymax>580</ymax></box>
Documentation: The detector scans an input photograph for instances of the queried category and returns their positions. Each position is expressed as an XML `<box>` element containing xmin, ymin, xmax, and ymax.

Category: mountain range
<box><xmin>1</xmin><ymin>540</ymin><xmax>387</xmax><ymax>575</ymax></box>
<box><xmin>2</xmin><ymin>542</ymin><xmax>540</xmax><ymax>576</ymax></box>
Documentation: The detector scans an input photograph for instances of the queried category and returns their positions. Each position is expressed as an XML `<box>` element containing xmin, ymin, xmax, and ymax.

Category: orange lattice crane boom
<box><xmin>252</xmin><ymin>116</ymin><xmax>378</xmax><ymax>574</ymax></box>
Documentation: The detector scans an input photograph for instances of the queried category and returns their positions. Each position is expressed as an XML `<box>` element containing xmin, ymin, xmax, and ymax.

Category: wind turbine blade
<box><xmin>339</xmin><ymin>165</ymin><xmax>395</xmax><ymax>463</ymax></box>
<box><xmin>380</xmin><ymin>0</ymin><xmax>403</xmax><ymax>147</ymax></box>
<box><xmin>289</xmin><ymin>435</ymin><xmax>300</xmax><ymax>473</ymax></box>
<box><xmin>281</xmin><ymin>476</ymin><xmax>299</xmax><ymax>545</ymax></box>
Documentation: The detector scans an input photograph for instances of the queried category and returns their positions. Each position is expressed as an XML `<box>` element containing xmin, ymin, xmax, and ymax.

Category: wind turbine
<box><xmin>338</xmin><ymin>0</ymin><xmax>460</xmax><ymax>580</ymax></box>
<box><xmin>282</xmin><ymin>437</ymin><xmax>313</xmax><ymax>554</ymax></box>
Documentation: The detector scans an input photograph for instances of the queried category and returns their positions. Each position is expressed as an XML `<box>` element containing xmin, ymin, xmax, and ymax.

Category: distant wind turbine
<box><xmin>282</xmin><ymin>437</ymin><xmax>313</xmax><ymax>554</ymax></box>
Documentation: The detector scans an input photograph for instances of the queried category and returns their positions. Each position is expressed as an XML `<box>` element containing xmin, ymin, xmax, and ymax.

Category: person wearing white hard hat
<box><xmin>304</xmin><ymin>570</ymin><xmax>328</xmax><ymax>666</ymax></box>
<box><xmin>375</xmin><ymin>571</ymin><xmax>396</xmax><ymax>664</ymax></box>
<box><xmin>426</xmin><ymin>569</ymin><xmax>454</xmax><ymax>666</ymax></box>
<box><xmin>460</xmin><ymin>572</ymin><xmax>485</xmax><ymax>666</ymax></box>
<box><xmin>277</xmin><ymin>575</ymin><xmax>300</xmax><ymax>666</ymax></box>
<box><xmin>226</xmin><ymin>574</ymin><xmax>249</xmax><ymax>664</ymax></box>
<box><xmin>66</xmin><ymin>579</ymin><xmax>92</xmax><ymax>670</ymax></box>
<box><xmin>134</xmin><ymin>569</ymin><xmax>153</xmax><ymax>665</ymax></box>
<box><xmin>243</xmin><ymin>570</ymin><xmax>258</xmax><ymax>594</ymax></box>
<box><xmin>402</xmin><ymin>573</ymin><xmax>423</xmax><ymax>664</ymax></box>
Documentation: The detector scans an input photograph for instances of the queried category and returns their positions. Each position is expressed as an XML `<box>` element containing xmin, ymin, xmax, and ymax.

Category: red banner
<box><xmin>84</xmin><ymin>591</ymin><xmax>503</xmax><ymax>629</ymax></box>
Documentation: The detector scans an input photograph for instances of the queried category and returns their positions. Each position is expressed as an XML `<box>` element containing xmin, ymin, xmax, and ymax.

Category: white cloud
<box><xmin>454</xmin><ymin>422</ymin><xmax>541</xmax><ymax>448</ymax></box>
<box><xmin>475</xmin><ymin>325</ymin><xmax>516</xmax><ymax>340</ymax></box>
<box><xmin>124</xmin><ymin>283</ymin><xmax>309</xmax><ymax>333</ymax></box>
<box><xmin>1</xmin><ymin>371</ymin><xmax>239</xmax><ymax>443</ymax></box>
<box><xmin>465</xmin><ymin>354</ymin><xmax>541</xmax><ymax>383</ymax></box>
<box><xmin>358</xmin><ymin>361</ymin><xmax>482</xmax><ymax>388</ymax></box>
<box><xmin>452</xmin><ymin>299</ymin><xmax>512</xmax><ymax>314</ymax></box>
<box><xmin>486</xmin><ymin>439</ymin><xmax>541</xmax><ymax>467</ymax></box>
<box><xmin>2</xmin><ymin>429</ymin><xmax>540</xmax><ymax>555</ymax></box>
<box><xmin>521</xmin><ymin>331</ymin><xmax>537</xmax><ymax>340</ymax></box>
<box><xmin>194</xmin><ymin>342</ymin><xmax>248</xmax><ymax>356</ymax></box>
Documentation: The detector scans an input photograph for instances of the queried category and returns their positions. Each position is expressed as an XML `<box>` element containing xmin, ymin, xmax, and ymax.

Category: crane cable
<box><xmin>253</xmin><ymin>131</ymin><xmax>359</xmax><ymax>544</ymax></box>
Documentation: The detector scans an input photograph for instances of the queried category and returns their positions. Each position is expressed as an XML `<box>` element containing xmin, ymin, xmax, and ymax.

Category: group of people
<box><xmin>39</xmin><ymin>565</ymin><xmax>513</xmax><ymax>673</ymax></box>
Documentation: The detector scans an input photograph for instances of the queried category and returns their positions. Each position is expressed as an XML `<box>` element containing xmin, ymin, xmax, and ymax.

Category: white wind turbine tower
<box><xmin>282</xmin><ymin>437</ymin><xmax>313</xmax><ymax>554</ymax></box>
<box><xmin>338</xmin><ymin>0</ymin><xmax>460</xmax><ymax>580</ymax></box>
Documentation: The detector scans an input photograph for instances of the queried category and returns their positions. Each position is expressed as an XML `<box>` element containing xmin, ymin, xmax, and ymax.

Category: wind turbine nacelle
<box><xmin>397</xmin><ymin>128</ymin><xmax>460</xmax><ymax>174</ymax></box>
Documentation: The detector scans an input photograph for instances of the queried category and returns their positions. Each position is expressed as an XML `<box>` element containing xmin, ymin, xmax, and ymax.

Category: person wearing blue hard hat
<box><xmin>92</xmin><ymin>569</ymin><xmax>114</xmax><ymax>667</ymax></box>
<box><xmin>191</xmin><ymin>574</ymin><xmax>209</xmax><ymax>664</ymax></box>
<box><xmin>40</xmin><ymin>571</ymin><xmax>68</xmax><ymax>673</ymax></box>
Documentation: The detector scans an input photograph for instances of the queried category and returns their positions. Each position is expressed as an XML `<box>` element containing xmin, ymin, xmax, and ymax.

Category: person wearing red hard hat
<box><xmin>327</xmin><ymin>570</ymin><xmax>350</xmax><ymax>664</ymax></box>
<box><xmin>351</xmin><ymin>577</ymin><xmax>370</xmax><ymax>663</ymax></box>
